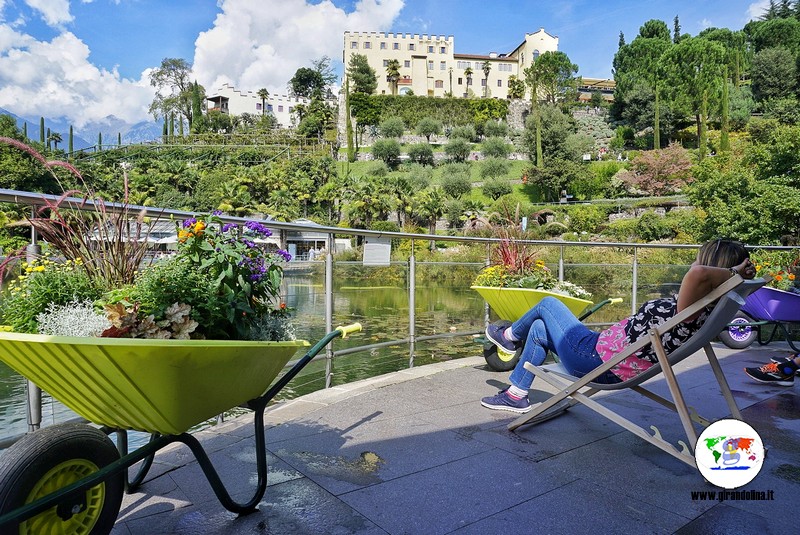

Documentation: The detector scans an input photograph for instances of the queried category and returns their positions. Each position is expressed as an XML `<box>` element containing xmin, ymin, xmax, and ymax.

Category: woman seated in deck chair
<box><xmin>482</xmin><ymin>239</ymin><xmax>757</xmax><ymax>414</ymax></box>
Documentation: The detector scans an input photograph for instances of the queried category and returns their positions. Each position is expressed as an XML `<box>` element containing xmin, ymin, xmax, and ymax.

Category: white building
<box><xmin>206</xmin><ymin>83</ymin><xmax>312</xmax><ymax>128</ymax></box>
<box><xmin>342</xmin><ymin>28</ymin><xmax>559</xmax><ymax>99</ymax></box>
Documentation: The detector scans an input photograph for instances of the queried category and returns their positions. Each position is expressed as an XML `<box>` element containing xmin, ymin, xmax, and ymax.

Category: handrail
<box><xmin>0</xmin><ymin>187</ymin><xmax>797</xmax><ymax>447</ymax></box>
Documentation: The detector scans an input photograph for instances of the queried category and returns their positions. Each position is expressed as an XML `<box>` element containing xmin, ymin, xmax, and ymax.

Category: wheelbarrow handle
<box><xmin>336</xmin><ymin>323</ymin><xmax>363</xmax><ymax>338</ymax></box>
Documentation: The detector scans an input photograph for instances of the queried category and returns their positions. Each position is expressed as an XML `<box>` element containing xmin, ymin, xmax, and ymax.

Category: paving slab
<box><xmin>108</xmin><ymin>346</ymin><xmax>798</xmax><ymax>534</ymax></box>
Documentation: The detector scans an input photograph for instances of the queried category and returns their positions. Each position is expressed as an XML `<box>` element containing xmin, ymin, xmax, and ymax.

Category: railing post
<box><xmin>409</xmin><ymin>239</ymin><xmax>416</xmax><ymax>368</ymax></box>
<box><xmin>631</xmin><ymin>245</ymin><xmax>639</xmax><ymax>315</ymax></box>
<box><xmin>324</xmin><ymin>232</ymin><xmax>334</xmax><ymax>388</ymax></box>
<box><xmin>26</xmin><ymin>216</ymin><xmax>42</xmax><ymax>432</ymax></box>
<box><xmin>558</xmin><ymin>245</ymin><xmax>565</xmax><ymax>282</ymax></box>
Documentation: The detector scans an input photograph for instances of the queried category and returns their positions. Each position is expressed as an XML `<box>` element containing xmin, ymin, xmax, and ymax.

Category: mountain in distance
<box><xmin>0</xmin><ymin>106</ymin><xmax>162</xmax><ymax>150</ymax></box>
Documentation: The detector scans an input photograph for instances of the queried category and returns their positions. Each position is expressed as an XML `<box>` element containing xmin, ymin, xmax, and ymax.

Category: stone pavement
<box><xmin>110</xmin><ymin>343</ymin><xmax>799</xmax><ymax>534</ymax></box>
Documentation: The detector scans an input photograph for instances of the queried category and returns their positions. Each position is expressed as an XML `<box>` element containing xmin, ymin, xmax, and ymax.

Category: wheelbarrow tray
<box><xmin>0</xmin><ymin>332</ymin><xmax>309</xmax><ymax>435</ymax></box>
<box><xmin>471</xmin><ymin>286</ymin><xmax>593</xmax><ymax>320</ymax></box>
<box><xmin>741</xmin><ymin>286</ymin><xmax>800</xmax><ymax>323</ymax></box>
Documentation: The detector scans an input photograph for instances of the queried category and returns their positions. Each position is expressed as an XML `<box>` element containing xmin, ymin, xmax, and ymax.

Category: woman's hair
<box><xmin>696</xmin><ymin>238</ymin><xmax>749</xmax><ymax>268</ymax></box>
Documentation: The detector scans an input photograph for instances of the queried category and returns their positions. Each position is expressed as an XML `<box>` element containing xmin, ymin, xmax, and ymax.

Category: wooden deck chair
<box><xmin>508</xmin><ymin>275</ymin><xmax>767</xmax><ymax>467</ymax></box>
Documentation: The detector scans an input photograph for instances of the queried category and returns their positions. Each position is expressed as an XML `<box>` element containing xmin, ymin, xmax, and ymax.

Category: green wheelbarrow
<box><xmin>0</xmin><ymin>323</ymin><xmax>362</xmax><ymax>534</ymax></box>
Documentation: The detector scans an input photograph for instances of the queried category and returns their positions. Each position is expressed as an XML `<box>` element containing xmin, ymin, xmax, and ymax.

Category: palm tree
<box><xmin>412</xmin><ymin>186</ymin><xmax>446</xmax><ymax>250</ymax></box>
<box><xmin>386</xmin><ymin>59</ymin><xmax>401</xmax><ymax>96</ymax></box>
<box><xmin>464</xmin><ymin>67</ymin><xmax>473</xmax><ymax>96</ymax></box>
<box><xmin>47</xmin><ymin>131</ymin><xmax>62</xmax><ymax>151</ymax></box>
<box><xmin>257</xmin><ymin>88</ymin><xmax>270</xmax><ymax>116</ymax></box>
<box><xmin>482</xmin><ymin>60</ymin><xmax>492</xmax><ymax>98</ymax></box>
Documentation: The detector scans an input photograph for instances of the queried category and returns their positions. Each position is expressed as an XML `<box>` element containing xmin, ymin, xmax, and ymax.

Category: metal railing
<box><xmin>0</xmin><ymin>187</ymin><xmax>796</xmax><ymax>446</ymax></box>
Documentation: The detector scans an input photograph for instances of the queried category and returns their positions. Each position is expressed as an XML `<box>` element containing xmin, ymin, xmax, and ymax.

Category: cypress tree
<box><xmin>720</xmin><ymin>66</ymin><xmax>730</xmax><ymax>152</ymax></box>
<box><xmin>98</xmin><ymin>132</ymin><xmax>102</xmax><ymax>151</ymax></box>
<box><xmin>68</xmin><ymin>126</ymin><xmax>73</xmax><ymax>155</ymax></box>
<box><xmin>39</xmin><ymin>117</ymin><xmax>45</xmax><ymax>143</ymax></box>
<box><xmin>345</xmin><ymin>78</ymin><xmax>355</xmax><ymax>163</ymax></box>
<box><xmin>23</xmin><ymin>122</ymin><xmax>27</xmax><ymax>139</ymax></box>
<box><xmin>169</xmin><ymin>113</ymin><xmax>175</xmax><ymax>139</ymax></box>
<box><xmin>46</xmin><ymin>127</ymin><xmax>51</xmax><ymax>150</ymax></box>
<box><xmin>162</xmin><ymin>120</ymin><xmax>168</xmax><ymax>143</ymax></box>
<box><xmin>118</xmin><ymin>132</ymin><xmax>122</xmax><ymax>146</ymax></box>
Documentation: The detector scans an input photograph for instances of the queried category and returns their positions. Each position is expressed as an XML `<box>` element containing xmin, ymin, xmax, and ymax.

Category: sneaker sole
<box><xmin>480</xmin><ymin>400</ymin><xmax>532</xmax><ymax>413</ymax></box>
<box><xmin>744</xmin><ymin>371</ymin><xmax>794</xmax><ymax>387</ymax></box>
<box><xmin>484</xmin><ymin>330</ymin><xmax>517</xmax><ymax>356</ymax></box>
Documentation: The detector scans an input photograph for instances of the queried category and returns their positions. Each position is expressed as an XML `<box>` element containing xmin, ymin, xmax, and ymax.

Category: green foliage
<box><xmin>761</xmin><ymin>97</ymin><xmax>800</xmax><ymax>125</ymax></box>
<box><xmin>484</xmin><ymin>120</ymin><xmax>508</xmax><ymax>138</ymax></box>
<box><xmin>479</xmin><ymin>158</ymin><xmax>510</xmax><ymax>180</ymax></box>
<box><xmin>444</xmin><ymin>198</ymin><xmax>466</xmax><ymax>229</ymax></box>
<box><xmin>351</xmin><ymin>94</ymin><xmax>507</xmax><ymax>129</ymax></box>
<box><xmin>481</xmin><ymin>136</ymin><xmax>510</xmax><ymax>158</ymax></box>
<box><xmin>523</xmin><ymin>51</ymin><xmax>580</xmax><ymax>104</ymax></box>
<box><xmin>729</xmin><ymin>84</ymin><xmax>756</xmax><ymax>131</ymax></box>
<box><xmin>566</xmin><ymin>204</ymin><xmax>610</xmax><ymax>233</ymax></box>
<box><xmin>751</xmin><ymin>47</ymin><xmax>797</xmax><ymax>102</ymax></box>
<box><xmin>482</xmin><ymin>177</ymin><xmax>513</xmax><ymax>200</ymax></box>
<box><xmin>372</xmin><ymin>139</ymin><xmax>401</xmax><ymax>168</ymax></box>
<box><xmin>406</xmin><ymin>143</ymin><xmax>434</xmax><ymax>166</ymax></box>
<box><xmin>415</xmin><ymin>117</ymin><xmax>443</xmax><ymax>142</ymax></box>
<box><xmin>439</xmin><ymin>170</ymin><xmax>472</xmax><ymax>199</ymax></box>
<box><xmin>444</xmin><ymin>138</ymin><xmax>472</xmax><ymax>162</ymax></box>
<box><xmin>0</xmin><ymin>259</ymin><xmax>102</xmax><ymax>333</ymax></box>
<box><xmin>379</xmin><ymin>117</ymin><xmax>405</xmax><ymax>138</ymax></box>
<box><xmin>635</xmin><ymin>210</ymin><xmax>674</xmax><ymax>241</ymax></box>
<box><xmin>347</xmin><ymin>53</ymin><xmax>378</xmax><ymax>95</ymax></box>
<box><xmin>449</xmin><ymin>125</ymin><xmax>477</xmax><ymax>142</ymax></box>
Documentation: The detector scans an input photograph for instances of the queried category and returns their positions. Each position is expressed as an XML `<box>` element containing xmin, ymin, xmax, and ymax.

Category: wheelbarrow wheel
<box><xmin>483</xmin><ymin>343</ymin><xmax>523</xmax><ymax>372</ymax></box>
<box><xmin>0</xmin><ymin>423</ymin><xmax>123</xmax><ymax>535</ymax></box>
<box><xmin>718</xmin><ymin>312</ymin><xmax>757</xmax><ymax>349</ymax></box>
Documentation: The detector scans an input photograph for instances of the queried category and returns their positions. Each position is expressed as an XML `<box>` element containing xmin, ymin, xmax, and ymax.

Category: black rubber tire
<box><xmin>483</xmin><ymin>343</ymin><xmax>523</xmax><ymax>371</ymax></box>
<box><xmin>718</xmin><ymin>312</ymin><xmax>757</xmax><ymax>349</ymax></box>
<box><xmin>0</xmin><ymin>423</ymin><xmax>124</xmax><ymax>535</ymax></box>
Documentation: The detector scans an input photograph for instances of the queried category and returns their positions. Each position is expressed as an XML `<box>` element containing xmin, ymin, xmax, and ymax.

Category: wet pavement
<box><xmin>110</xmin><ymin>343</ymin><xmax>799</xmax><ymax>534</ymax></box>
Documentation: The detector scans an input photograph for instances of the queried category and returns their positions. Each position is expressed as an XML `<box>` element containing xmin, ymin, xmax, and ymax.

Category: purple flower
<box><xmin>243</xmin><ymin>239</ymin><xmax>256</xmax><ymax>249</ymax></box>
<box><xmin>276</xmin><ymin>249</ymin><xmax>292</xmax><ymax>262</ymax></box>
<box><xmin>222</xmin><ymin>223</ymin><xmax>237</xmax><ymax>233</ymax></box>
<box><xmin>212</xmin><ymin>210</ymin><xmax>223</xmax><ymax>216</ymax></box>
<box><xmin>245</xmin><ymin>221</ymin><xmax>272</xmax><ymax>237</ymax></box>
<box><xmin>183</xmin><ymin>217</ymin><xmax>197</xmax><ymax>228</ymax></box>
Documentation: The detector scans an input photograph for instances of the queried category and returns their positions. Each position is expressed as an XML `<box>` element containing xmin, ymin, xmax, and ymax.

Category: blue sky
<box><xmin>0</xmin><ymin>0</ymin><xmax>770</xmax><ymax>130</ymax></box>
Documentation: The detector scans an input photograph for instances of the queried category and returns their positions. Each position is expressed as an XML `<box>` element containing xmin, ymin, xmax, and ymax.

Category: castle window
<box><xmin>428</xmin><ymin>46</ymin><xmax>434</xmax><ymax>53</ymax></box>
<box><xmin>440</xmin><ymin>46</ymin><xmax>446</xmax><ymax>54</ymax></box>
<box><xmin>351</xmin><ymin>41</ymin><xmax>358</xmax><ymax>49</ymax></box>
<box><xmin>440</xmin><ymin>61</ymin><xmax>446</xmax><ymax>70</ymax></box>
<box><xmin>409</xmin><ymin>43</ymin><xmax>415</xmax><ymax>51</ymax></box>
<box><xmin>380</xmin><ymin>42</ymin><xmax>386</xmax><ymax>49</ymax></box>
<box><xmin>404</xmin><ymin>60</ymin><xmax>410</xmax><ymax>67</ymax></box>
<box><xmin>364</xmin><ymin>42</ymin><xmax>371</xmax><ymax>49</ymax></box>
<box><xmin>435</xmin><ymin>80</ymin><xmax>444</xmax><ymax>88</ymax></box>
<box><xmin>497</xmin><ymin>79</ymin><xmax>502</xmax><ymax>87</ymax></box>
<box><xmin>428</xmin><ymin>60</ymin><xmax>434</xmax><ymax>70</ymax></box>
<box><xmin>393</xmin><ymin>42</ymin><xmax>399</xmax><ymax>50</ymax></box>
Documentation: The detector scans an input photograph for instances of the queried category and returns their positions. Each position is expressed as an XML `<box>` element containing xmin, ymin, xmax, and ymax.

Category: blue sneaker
<box><xmin>485</xmin><ymin>323</ymin><xmax>518</xmax><ymax>355</ymax></box>
<box><xmin>481</xmin><ymin>389</ymin><xmax>531</xmax><ymax>413</ymax></box>
<box><xmin>770</xmin><ymin>355</ymin><xmax>800</xmax><ymax>376</ymax></box>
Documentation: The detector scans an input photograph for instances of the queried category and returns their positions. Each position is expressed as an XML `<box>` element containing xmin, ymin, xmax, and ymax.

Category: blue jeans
<box><xmin>508</xmin><ymin>297</ymin><xmax>620</xmax><ymax>389</ymax></box>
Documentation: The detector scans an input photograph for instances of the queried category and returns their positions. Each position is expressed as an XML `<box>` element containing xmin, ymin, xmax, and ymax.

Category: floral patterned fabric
<box><xmin>595</xmin><ymin>297</ymin><xmax>709</xmax><ymax>381</ymax></box>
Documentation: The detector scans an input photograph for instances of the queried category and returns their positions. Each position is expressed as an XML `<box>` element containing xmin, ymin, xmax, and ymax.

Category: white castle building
<box><xmin>342</xmin><ymin>28</ymin><xmax>559</xmax><ymax>99</ymax></box>
<box><xmin>206</xmin><ymin>84</ymin><xmax>312</xmax><ymax>128</ymax></box>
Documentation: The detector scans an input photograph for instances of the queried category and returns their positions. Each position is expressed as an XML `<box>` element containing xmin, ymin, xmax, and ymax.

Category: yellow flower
<box><xmin>33</xmin><ymin>265</ymin><xmax>45</xmax><ymax>272</ymax></box>
<box><xmin>790</xmin><ymin>274</ymin><xmax>796</xmax><ymax>281</ymax></box>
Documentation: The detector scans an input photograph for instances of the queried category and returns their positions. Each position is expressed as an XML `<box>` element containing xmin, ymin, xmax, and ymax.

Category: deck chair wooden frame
<box><xmin>508</xmin><ymin>276</ymin><xmax>767</xmax><ymax>467</ymax></box>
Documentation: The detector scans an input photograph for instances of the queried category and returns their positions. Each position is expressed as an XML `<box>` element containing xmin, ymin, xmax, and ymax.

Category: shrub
<box><xmin>405</xmin><ymin>163</ymin><xmax>434</xmax><ymax>189</ymax></box>
<box><xmin>481</xmin><ymin>136</ymin><xmax>510</xmax><ymax>158</ymax></box>
<box><xmin>444</xmin><ymin>198</ymin><xmax>466</xmax><ymax>229</ymax></box>
<box><xmin>635</xmin><ymin>211</ymin><xmax>674</xmax><ymax>242</ymax></box>
<box><xmin>379</xmin><ymin>117</ymin><xmax>405</xmax><ymax>138</ymax></box>
<box><xmin>372</xmin><ymin>138</ymin><xmax>402</xmax><ymax>169</ymax></box>
<box><xmin>440</xmin><ymin>173</ymin><xmax>472</xmax><ymax>199</ymax></box>
<box><xmin>364</xmin><ymin>160</ymin><xmax>390</xmax><ymax>177</ymax></box>
<box><xmin>567</xmin><ymin>204</ymin><xmax>610</xmax><ymax>234</ymax></box>
<box><xmin>444</xmin><ymin>138</ymin><xmax>472</xmax><ymax>162</ymax></box>
<box><xmin>0</xmin><ymin>259</ymin><xmax>103</xmax><ymax>333</ymax></box>
<box><xmin>482</xmin><ymin>178</ymin><xmax>513</xmax><ymax>200</ymax></box>
<box><xmin>407</xmin><ymin>142</ymin><xmax>434</xmax><ymax>166</ymax></box>
<box><xmin>484</xmin><ymin>119</ymin><xmax>508</xmax><ymax>138</ymax></box>
<box><xmin>415</xmin><ymin>117</ymin><xmax>443</xmax><ymax>142</ymax></box>
<box><xmin>449</xmin><ymin>125</ymin><xmax>477</xmax><ymax>142</ymax></box>
<box><xmin>479</xmin><ymin>158</ymin><xmax>511</xmax><ymax>180</ymax></box>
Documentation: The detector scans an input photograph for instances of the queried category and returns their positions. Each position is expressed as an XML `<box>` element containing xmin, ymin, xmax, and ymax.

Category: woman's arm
<box><xmin>677</xmin><ymin>258</ymin><xmax>755</xmax><ymax>317</ymax></box>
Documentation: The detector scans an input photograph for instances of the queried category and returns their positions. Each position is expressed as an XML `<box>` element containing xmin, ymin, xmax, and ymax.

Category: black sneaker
<box><xmin>485</xmin><ymin>323</ymin><xmax>518</xmax><ymax>355</ymax></box>
<box><xmin>481</xmin><ymin>389</ymin><xmax>531</xmax><ymax>413</ymax></box>
<box><xmin>770</xmin><ymin>355</ymin><xmax>800</xmax><ymax>376</ymax></box>
<box><xmin>744</xmin><ymin>362</ymin><xmax>795</xmax><ymax>387</ymax></box>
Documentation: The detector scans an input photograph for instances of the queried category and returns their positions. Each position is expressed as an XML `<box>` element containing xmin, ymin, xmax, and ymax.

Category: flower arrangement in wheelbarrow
<box><xmin>473</xmin><ymin>234</ymin><xmax>592</xmax><ymax>301</ymax></box>
<box><xmin>0</xmin><ymin>137</ymin><xmax>294</xmax><ymax>341</ymax></box>
<box><xmin>750</xmin><ymin>248</ymin><xmax>800</xmax><ymax>294</ymax></box>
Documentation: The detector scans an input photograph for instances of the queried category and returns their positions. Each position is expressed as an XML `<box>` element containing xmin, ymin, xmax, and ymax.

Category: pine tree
<box><xmin>673</xmin><ymin>15</ymin><xmax>681</xmax><ymax>43</ymax></box>
<box><xmin>618</xmin><ymin>31</ymin><xmax>625</xmax><ymax>48</ymax></box>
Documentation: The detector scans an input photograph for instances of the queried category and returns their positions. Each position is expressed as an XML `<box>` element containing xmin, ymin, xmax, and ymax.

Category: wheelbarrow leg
<box><xmin>113</xmin><ymin>429</ymin><xmax>159</xmax><ymax>492</ymax></box>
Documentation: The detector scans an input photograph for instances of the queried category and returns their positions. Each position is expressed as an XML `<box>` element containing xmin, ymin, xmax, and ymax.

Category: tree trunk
<box><xmin>653</xmin><ymin>80</ymin><xmax>660</xmax><ymax>150</ymax></box>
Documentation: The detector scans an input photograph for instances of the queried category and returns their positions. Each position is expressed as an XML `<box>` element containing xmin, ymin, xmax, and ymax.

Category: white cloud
<box><xmin>0</xmin><ymin>30</ymin><xmax>153</xmax><ymax>127</ymax></box>
<box><xmin>701</xmin><ymin>18</ymin><xmax>713</xmax><ymax>29</ymax></box>
<box><xmin>747</xmin><ymin>0</ymin><xmax>770</xmax><ymax>21</ymax></box>
<box><xmin>24</xmin><ymin>0</ymin><xmax>72</xmax><ymax>26</ymax></box>
<box><xmin>193</xmin><ymin>0</ymin><xmax>405</xmax><ymax>96</ymax></box>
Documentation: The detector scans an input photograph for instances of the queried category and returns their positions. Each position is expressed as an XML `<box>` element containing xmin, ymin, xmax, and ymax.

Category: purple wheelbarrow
<box><xmin>718</xmin><ymin>286</ymin><xmax>800</xmax><ymax>351</ymax></box>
